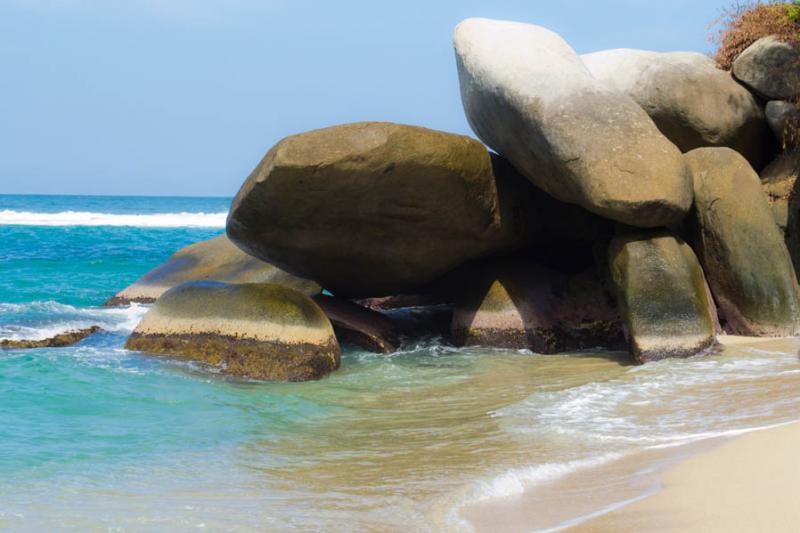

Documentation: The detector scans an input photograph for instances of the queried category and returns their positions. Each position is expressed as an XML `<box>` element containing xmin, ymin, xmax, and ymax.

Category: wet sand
<box><xmin>574</xmin><ymin>421</ymin><xmax>800</xmax><ymax>532</ymax></box>
<box><xmin>461</xmin><ymin>335</ymin><xmax>800</xmax><ymax>532</ymax></box>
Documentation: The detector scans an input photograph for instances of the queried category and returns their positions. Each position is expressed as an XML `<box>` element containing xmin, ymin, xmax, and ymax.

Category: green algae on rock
<box><xmin>0</xmin><ymin>326</ymin><xmax>102</xmax><ymax>349</ymax></box>
<box><xmin>686</xmin><ymin>147</ymin><xmax>800</xmax><ymax>336</ymax></box>
<box><xmin>105</xmin><ymin>235</ymin><xmax>320</xmax><ymax>306</ymax></box>
<box><xmin>609</xmin><ymin>230</ymin><xmax>717</xmax><ymax>363</ymax></box>
<box><xmin>125</xmin><ymin>281</ymin><xmax>340</xmax><ymax>381</ymax></box>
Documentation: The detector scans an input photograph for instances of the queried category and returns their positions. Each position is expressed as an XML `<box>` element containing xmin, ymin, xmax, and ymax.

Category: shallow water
<box><xmin>2</xmin><ymin>195</ymin><xmax>800</xmax><ymax>531</ymax></box>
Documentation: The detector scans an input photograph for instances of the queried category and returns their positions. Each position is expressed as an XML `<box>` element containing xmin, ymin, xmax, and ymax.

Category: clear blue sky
<box><xmin>0</xmin><ymin>0</ymin><xmax>729</xmax><ymax>196</ymax></box>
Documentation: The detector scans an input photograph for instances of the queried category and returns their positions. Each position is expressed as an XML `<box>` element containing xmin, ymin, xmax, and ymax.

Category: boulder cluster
<box><xmin>119</xmin><ymin>19</ymin><xmax>800</xmax><ymax>381</ymax></box>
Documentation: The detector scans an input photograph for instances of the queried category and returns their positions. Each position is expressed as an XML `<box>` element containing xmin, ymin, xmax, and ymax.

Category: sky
<box><xmin>0</xmin><ymin>0</ymin><xmax>731</xmax><ymax>197</ymax></box>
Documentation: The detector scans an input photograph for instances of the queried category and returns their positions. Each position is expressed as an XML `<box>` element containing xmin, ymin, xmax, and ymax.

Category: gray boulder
<box><xmin>733</xmin><ymin>36</ymin><xmax>800</xmax><ymax>100</ymax></box>
<box><xmin>453</xmin><ymin>18</ymin><xmax>692</xmax><ymax>228</ymax></box>
<box><xmin>608</xmin><ymin>230</ymin><xmax>718</xmax><ymax>362</ymax></box>
<box><xmin>583</xmin><ymin>49</ymin><xmax>769</xmax><ymax>167</ymax></box>
<box><xmin>762</xmin><ymin>153</ymin><xmax>800</xmax><ymax>278</ymax></box>
<box><xmin>105</xmin><ymin>235</ymin><xmax>320</xmax><ymax>306</ymax></box>
<box><xmin>312</xmin><ymin>295</ymin><xmax>400</xmax><ymax>354</ymax></box>
<box><xmin>686</xmin><ymin>148</ymin><xmax>800</xmax><ymax>336</ymax></box>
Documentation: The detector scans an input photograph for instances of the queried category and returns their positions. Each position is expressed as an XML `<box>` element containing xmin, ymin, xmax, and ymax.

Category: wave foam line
<box><xmin>0</xmin><ymin>210</ymin><xmax>227</xmax><ymax>228</ymax></box>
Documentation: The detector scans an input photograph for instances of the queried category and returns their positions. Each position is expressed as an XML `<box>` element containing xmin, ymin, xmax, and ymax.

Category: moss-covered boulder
<box><xmin>454</xmin><ymin>18</ymin><xmax>692</xmax><ymax>228</ymax></box>
<box><xmin>312</xmin><ymin>295</ymin><xmax>400</xmax><ymax>354</ymax></box>
<box><xmin>762</xmin><ymin>153</ymin><xmax>800</xmax><ymax>277</ymax></box>
<box><xmin>686</xmin><ymin>147</ymin><xmax>800</xmax><ymax>336</ymax></box>
<box><xmin>105</xmin><ymin>235</ymin><xmax>320</xmax><ymax>306</ymax></box>
<box><xmin>451</xmin><ymin>260</ymin><xmax>624</xmax><ymax>353</ymax></box>
<box><xmin>125</xmin><ymin>281</ymin><xmax>340</xmax><ymax>381</ymax></box>
<box><xmin>1</xmin><ymin>326</ymin><xmax>102</xmax><ymax>349</ymax></box>
<box><xmin>608</xmin><ymin>230</ymin><xmax>717</xmax><ymax>363</ymax></box>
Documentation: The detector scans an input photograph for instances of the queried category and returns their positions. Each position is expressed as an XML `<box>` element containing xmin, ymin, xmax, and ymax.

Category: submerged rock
<box><xmin>761</xmin><ymin>153</ymin><xmax>800</xmax><ymax>279</ymax></box>
<box><xmin>105</xmin><ymin>235</ymin><xmax>320</xmax><ymax>306</ymax></box>
<box><xmin>733</xmin><ymin>36</ymin><xmax>800</xmax><ymax>100</ymax></box>
<box><xmin>126</xmin><ymin>281</ymin><xmax>340</xmax><ymax>381</ymax></box>
<box><xmin>453</xmin><ymin>18</ymin><xmax>692</xmax><ymax>227</ymax></box>
<box><xmin>312</xmin><ymin>294</ymin><xmax>400</xmax><ymax>354</ymax></box>
<box><xmin>583</xmin><ymin>49</ymin><xmax>769</xmax><ymax>167</ymax></box>
<box><xmin>0</xmin><ymin>326</ymin><xmax>102</xmax><ymax>349</ymax></box>
<box><xmin>451</xmin><ymin>260</ymin><xmax>624</xmax><ymax>353</ymax></box>
<box><xmin>608</xmin><ymin>230</ymin><xmax>717</xmax><ymax>362</ymax></box>
<box><xmin>686</xmin><ymin>148</ymin><xmax>800</xmax><ymax>336</ymax></box>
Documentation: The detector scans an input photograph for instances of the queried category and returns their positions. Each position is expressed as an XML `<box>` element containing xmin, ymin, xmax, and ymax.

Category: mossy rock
<box><xmin>687</xmin><ymin>147</ymin><xmax>800</xmax><ymax>336</ymax></box>
<box><xmin>608</xmin><ymin>230</ymin><xmax>717</xmax><ymax>363</ymax></box>
<box><xmin>105</xmin><ymin>235</ymin><xmax>320</xmax><ymax>306</ymax></box>
<box><xmin>1</xmin><ymin>326</ymin><xmax>102</xmax><ymax>349</ymax></box>
<box><xmin>125</xmin><ymin>281</ymin><xmax>340</xmax><ymax>381</ymax></box>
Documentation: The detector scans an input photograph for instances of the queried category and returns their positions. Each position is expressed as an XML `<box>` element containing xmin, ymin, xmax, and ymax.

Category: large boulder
<box><xmin>312</xmin><ymin>294</ymin><xmax>400</xmax><ymax>354</ymax></box>
<box><xmin>453</xmin><ymin>18</ymin><xmax>692</xmax><ymax>227</ymax></box>
<box><xmin>762</xmin><ymin>153</ymin><xmax>800</xmax><ymax>278</ymax></box>
<box><xmin>583</xmin><ymin>49</ymin><xmax>769</xmax><ymax>167</ymax></box>
<box><xmin>105</xmin><ymin>235</ymin><xmax>320</xmax><ymax>306</ymax></box>
<box><xmin>766</xmin><ymin>101</ymin><xmax>800</xmax><ymax>150</ymax></box>
<box><xmin>608</xmin><ymin>230</ymin><xmax>717</xmax><ymax>362</ymax></box>
<box><xmin>227</xmin><ymin>123</ymin><xmax>605</xmax><ymax>298</ymax></box>
<box><xmin>686</xmin><ymin>148</ymin><xmax>800</xmax><ymax>336</ymax></box>
<box><xmin>125</xmin><ymin>281</ymin><xmax>340</xmax><ymax>381</ymax></box>
<box><xmin>452</xmin><ymin>261</ymin><xmax>624</xmax><ymax>353</ymax></box>
<box><xmin>733</xmin><ymin>36</ymin><xmax>800</xmax><ymax>101</ymax></box>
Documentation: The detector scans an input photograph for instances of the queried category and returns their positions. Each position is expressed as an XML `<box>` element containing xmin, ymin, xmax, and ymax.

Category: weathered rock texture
<box><xmin>766</xmin><ymin>101</ymin><xmax>800</xmax><ymax>150</ymax></box>
<box><xmin>126</xmin><ymin>281</ymin><xmax>340</xmax><ymax>381</ymax></box>
<box><xmin>105</xmin><ymin>235</ymin><xmax>320</xmax><ymax>306</ymax></box>
<box><xmin>452</xmin><ymin>261</ymin><xmax>624</xmax><ymax>353</ymax></box>
<box><xmin>454</xmin><ymin>18</ymin><xmax>692</xmax><ymax>227</ymax></box>
<box><xmin>733</xmin><ymin>36</ymin><xmax>800</xmax><ymax>101</ymax></box>
<box><xmin>608</xmin><ymin>231</ymin><xmax>717</xmax><ymax>362</ymax></box>
<box><xmin>762</xmin><ymin>153</ymin><xmax>800</xmax><ymax>279</ymax></box>
<box><xmin>312</xmin><ymin>294</ymin><xmax>400</xmax><ymax>354</ymax></box>
<box><xmin>686</xmin><ymin>147</ymin><xmax>800</xmax><ymax>336</ymax></box>
<box><xmin>0</xmin><ymin>326</ymin><xmax>102</xmax><ymax>349</ymax></box>
<box><xmin>583</xmin><ymin>49</ymin><xmax>769</xmax><ymax>167</ymax></box>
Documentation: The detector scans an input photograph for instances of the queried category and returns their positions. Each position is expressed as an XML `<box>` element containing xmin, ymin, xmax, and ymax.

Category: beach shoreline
<box><xmin>459</xmin><ymin>336</ymin><xmax>800</xmax><ymax>532</ymax></box>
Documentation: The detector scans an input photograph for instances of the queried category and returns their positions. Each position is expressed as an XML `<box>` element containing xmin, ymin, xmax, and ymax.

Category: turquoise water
<box><xmin>2</xmin><ymin>195</ymin><xmax>800</xmax><ymax>531</ymax></box>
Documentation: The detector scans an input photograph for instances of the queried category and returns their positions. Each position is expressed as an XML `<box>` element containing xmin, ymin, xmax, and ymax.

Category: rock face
<box><xmin>608</xmin><ymin>231</ymin><xmax>717</xmax><ymax>362</ymax></box>
<box><xmin>583</xmin><ymin>49</ymin><xmax>768</xmax><ymax>167</ymax></box>
<box><xmin>762</xmin><ymin>153</ymin><xmax>800</xmax><ymax>278</ymax></box>
<box><xmin>453</xmin><ymin>18</ymin><xmax>692</xmax><ymax>227</ymax></box>
<box><xmin>227</xmin><ymin>122</ymin><xmax>521</xmax><ymax>298</ymax></box>
<box><xmin>452</xmin><ymin>261</ymin><xmax>624</xmax><ymax>353</ymax></box>
<box><xmin>105</xmin><ymin>235</ymin><xmax>320</xmax><ymax>306</ymax></box>
<box><xmin>312</xmin><ymin>295</ymin><xmax>400</xmax><ymax>354</ymax></box>
<box><xmin>1</xmin><ymin>326</ymin><xmax>102</xmax><ymax>349</ymax></box>
<box><xmin>686</xmin><ymin>147</ymin><xmax>800</xmax><ymax>336</ymax></box>
<box><xmin>733</xmin><ymin>36</ymin><xmax>800</xmax><ymax>100</ymax></box>
<box><xmin>766</xmin><ymin>101</ymin><xmax>800</xmax><ymax>149</ymax></box>
<box><xmin>125</xmin><ymin>281</ymin><xmax>340</xmax><ymax>381</ymax></box>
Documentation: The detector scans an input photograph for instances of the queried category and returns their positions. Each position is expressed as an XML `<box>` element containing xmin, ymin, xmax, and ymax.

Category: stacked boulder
<box><xmin>124</xmin><ymin>18</ymin><xmax>800</xmax><ymax>381</ymax></box>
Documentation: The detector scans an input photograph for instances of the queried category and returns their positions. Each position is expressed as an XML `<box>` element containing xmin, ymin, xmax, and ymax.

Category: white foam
<box><xmin>0</xmin><ymin>210</ymin><xmax>227</xmax><ymax>228</ymax></box>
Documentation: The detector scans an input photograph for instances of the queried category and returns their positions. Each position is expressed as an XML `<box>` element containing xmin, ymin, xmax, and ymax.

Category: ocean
<box><xmin>2</xmin><ymin>194</ymin><xmax>800</xmax><ymax>531</ymax></box>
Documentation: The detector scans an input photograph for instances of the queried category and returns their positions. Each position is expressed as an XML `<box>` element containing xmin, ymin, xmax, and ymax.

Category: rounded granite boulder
<box><xmin>125</xmin><ymin>281</ymin><xmax>340</xmax><ymax>381</ymax></box>
<box><xmin>453</xmin><ymin>18</ymin><xmax>692</xmax><ymax>228</ymax></box>
<box><xmin>227</xmin><ymin>122</ymin><xmax>523</xmax><ymax>298</ymax></box>
<box><xmin>608</xmin><ymin>230</ymin><xmax>718</xmax><ymax>363</ymax></box>
<box><xmin>105</xmin><ymin>235</ymin><xmax>320</xmax><ymax>306</ymax></box>
<box><xmin>733</xmin><ymin>36</ymin><xmax>800</xmax><ymax>101</ymax></box>
<box><xmin>686</xmin><ymin>147</ymin><xmax>800</xmax><ymax>336</ymax></box>
<box><xmin>583</xmin><ymin>49</ymin><xmax>769</xmax><ymax>168</ymax></box>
